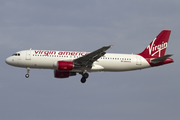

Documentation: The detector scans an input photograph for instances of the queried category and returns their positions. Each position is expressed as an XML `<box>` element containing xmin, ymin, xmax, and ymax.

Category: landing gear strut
<box><xmin>80</xmin><ymin>72</ymin><xmax>89</xmax><ymax>83</ymax></box>
<box><xmin>25</xmin><ymin>67</ymin><xmax>30</xmax><ymax>78</ymax></box>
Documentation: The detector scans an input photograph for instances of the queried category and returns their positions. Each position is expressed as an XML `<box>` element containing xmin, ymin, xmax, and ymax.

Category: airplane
<box><xmin>5</xmin><ymin>30</ymin><xmax>174</xmax><ymax>83</ymax></box>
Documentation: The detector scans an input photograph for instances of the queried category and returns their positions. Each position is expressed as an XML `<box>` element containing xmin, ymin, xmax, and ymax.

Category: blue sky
<box><xmin>1</xmin><ymin>0</ymin><xmax>180</xmax><ymax>120</ymax></box>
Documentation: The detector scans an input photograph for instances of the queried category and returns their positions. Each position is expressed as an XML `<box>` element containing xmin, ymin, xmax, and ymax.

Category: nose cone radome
<box><xmin>5</xmin><ymin>57</ymin><xmax>11</xmax><ymax>65</ymax></box>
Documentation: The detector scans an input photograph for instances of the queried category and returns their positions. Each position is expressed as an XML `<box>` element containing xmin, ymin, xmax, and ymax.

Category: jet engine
<box><xmin>54</xmin><ymin>61</ymin><xmax>74</xmax><ymax>70</ymax></box>
<box><xmin>54</xmin><ymin>70</ymin><xmax>76</xmax><ymax>78</ymax></box>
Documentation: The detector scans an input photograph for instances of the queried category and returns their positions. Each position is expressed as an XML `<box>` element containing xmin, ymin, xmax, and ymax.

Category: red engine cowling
<box><xmin>56</xmin><ymin>61</ymin><xmax>73</xmax><ymax>70</ymax></box>
<box><xmin>54</xmin><ymin>70</ymin><xmax>76</xmax><ymax>78</ymax></box>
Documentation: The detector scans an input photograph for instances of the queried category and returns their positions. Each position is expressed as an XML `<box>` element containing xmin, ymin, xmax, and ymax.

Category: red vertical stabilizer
<box><xmin>138</xmin><ymin>30</ymin><xmax>171</xmax><ymax>58</ymax></box>
<box><xmin>138</xmin><ymin>30</ymin><xmax>173</xmax><ymax>66</ymax></box>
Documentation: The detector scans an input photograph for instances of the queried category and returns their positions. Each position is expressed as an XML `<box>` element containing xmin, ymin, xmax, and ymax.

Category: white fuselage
<box><xmin>5</xmin><ymin>30</ymin><xmax>173</xmax><ymax>83</ymax></box>
<box><xmin>6</xmin><ymin>50</ymin><xmax>151</xmax><ymax>72</ymax></box>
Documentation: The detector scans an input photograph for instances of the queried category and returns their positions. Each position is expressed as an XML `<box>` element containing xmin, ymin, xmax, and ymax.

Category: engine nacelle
<box><xmin>54</xmin><ymin>70</ymin><xmax>76</xmax><ymax>78</ymax></box>
<box><xmin>54</xmin><ymin>61</ymin><xmax>74</xmax><ymax>70</ymax></box>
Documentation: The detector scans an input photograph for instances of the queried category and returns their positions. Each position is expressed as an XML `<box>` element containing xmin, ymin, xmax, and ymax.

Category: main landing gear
<box><xmin>25</xmin><ymin>67</ymin><xmax>30</xmax><ymax>78</ymax></box>
<box><xmin>80</xmin><ymin>72</ymin><xmax>89</xmax><ymax>83</ymax></box>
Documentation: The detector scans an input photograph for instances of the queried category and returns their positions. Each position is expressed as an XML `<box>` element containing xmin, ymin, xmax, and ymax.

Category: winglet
<box><xmin>110</xmin><ymin>44</ymin><xmax>113</xmax><ymax>49</ymax></box>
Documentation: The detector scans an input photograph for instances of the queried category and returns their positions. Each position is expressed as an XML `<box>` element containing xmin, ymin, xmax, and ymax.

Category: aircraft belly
<box><xmin>18</xmin><ymin>57</ymin><xmax>54</xmax><ymax>69</ymax></box>
<box><xmin>102</xmin><ymin>61</ymin><xmax>137</xmax><ymax>71</ymax></box>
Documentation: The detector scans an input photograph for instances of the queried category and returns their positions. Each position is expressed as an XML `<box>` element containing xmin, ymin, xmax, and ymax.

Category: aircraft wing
<box><xmin>151</xmin><ymin>54</ymin><xmax>173</xmax><ymax>64</ymax></box>
<box><xmin>73</xmin><ymin>45</ymin><xmax>112</xmax><ymax>68</ymax></box>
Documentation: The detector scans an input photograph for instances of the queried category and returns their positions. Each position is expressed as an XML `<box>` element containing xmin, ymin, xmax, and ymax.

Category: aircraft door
<box><xmin>26</xmin><ymin>50</ymin><xmax>31</xmax><ymax>60</ymax></box>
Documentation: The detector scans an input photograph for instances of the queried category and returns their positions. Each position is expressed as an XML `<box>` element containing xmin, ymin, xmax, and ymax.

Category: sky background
<box><xmin>0</xmin><ymin>0</ymin><xmax>180</xmax><ymax>120</ymax></box>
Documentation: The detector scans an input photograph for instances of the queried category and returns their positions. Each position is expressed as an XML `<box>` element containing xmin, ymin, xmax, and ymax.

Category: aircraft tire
<box><xmin>83</xmin><ymin>73</ymin><xmax>89</xmax><ymax>78</ymax></box>
<box><xmin>81</xmin><ymin>77</ymin><xmax>86</xmax><ymax>83</ymax></box>
<box><xmin>25</xmin><ymin>74</ymin><xmax>29</xmax><ymax>78</ymax></box>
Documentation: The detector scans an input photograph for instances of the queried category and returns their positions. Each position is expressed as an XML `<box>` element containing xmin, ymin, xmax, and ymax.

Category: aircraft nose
<box><xmin>5</xmin><ymin>57</ymin><xmax>11</xmax><ymax>65</ymax></box>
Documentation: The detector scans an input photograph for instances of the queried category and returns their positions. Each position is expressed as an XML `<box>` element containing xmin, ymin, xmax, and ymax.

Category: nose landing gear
<box><xmin>80</xmin><ymin>72</ymin><xmax>89</xmax><ymax>83</ymax></box>
<box><xmin>25</xmin><ymin>74</ymin><xmax>29</xmax><ymax>78</ymax></box>
<box><xmin>25</xmin><ymin>67</ymin><xmax>30</xmax><ymax>78</ymax></box>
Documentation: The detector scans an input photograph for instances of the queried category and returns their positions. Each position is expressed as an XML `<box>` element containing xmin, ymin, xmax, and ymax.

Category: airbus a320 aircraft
<box><xmin>6</xmin><ymin>30</ymin><xmax>174</xmax><ymax>83</ymax></box>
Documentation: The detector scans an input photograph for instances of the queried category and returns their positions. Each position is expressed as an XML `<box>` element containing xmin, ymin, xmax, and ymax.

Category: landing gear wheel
<box><xmin>25</xmin><ymin>74</ymin><xmax>29</xmax><ymax>78</ymax></box>
<box><xmin>81</xmin><ymin>77</ymin><xmax>86</xmax><ymax>83</ymax></box>
<box><xmin>79</xmin><ymin>72</ymin><xmax>89</xmax><ymax>83</ymax></box>
<box><xmin>83</xmin><ymin>73</ymin><xmax>89</xmax><ymax>78</ymax></box>
<box><xmin>25</xmin><ymin>67</ymin><xmax>30</xmax><ymax>78</ymax></box>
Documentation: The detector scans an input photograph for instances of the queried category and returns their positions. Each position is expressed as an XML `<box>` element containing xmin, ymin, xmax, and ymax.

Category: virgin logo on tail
<box><xmin>138</xmin><ymin>30</ymin><xmax>171</xmax><ymax>58</ymax></box>
<box><xmin>147</xmin><ymin>38</ymin><xmax>168</xmax><ymax>57</ymax></box>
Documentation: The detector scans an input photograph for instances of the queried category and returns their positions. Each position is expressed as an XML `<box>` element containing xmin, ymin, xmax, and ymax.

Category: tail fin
<box><xmin>138</xmin><ymin>30</ymin><xmax>171</xmax><ymax>58</ymax></box>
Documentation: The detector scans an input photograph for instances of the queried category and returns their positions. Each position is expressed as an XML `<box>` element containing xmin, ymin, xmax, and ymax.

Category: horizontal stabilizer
<box><xmin>151</xmin><ymin>54</ymin><xmax>173</xmax><ymax>64</ymax></box>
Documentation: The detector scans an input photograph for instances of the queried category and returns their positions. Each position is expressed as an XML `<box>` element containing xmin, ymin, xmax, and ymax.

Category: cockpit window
<box><xmin>12</xmin><ymin>53</ymin><xmax>20</xmax><ymax>56</ymax></box>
